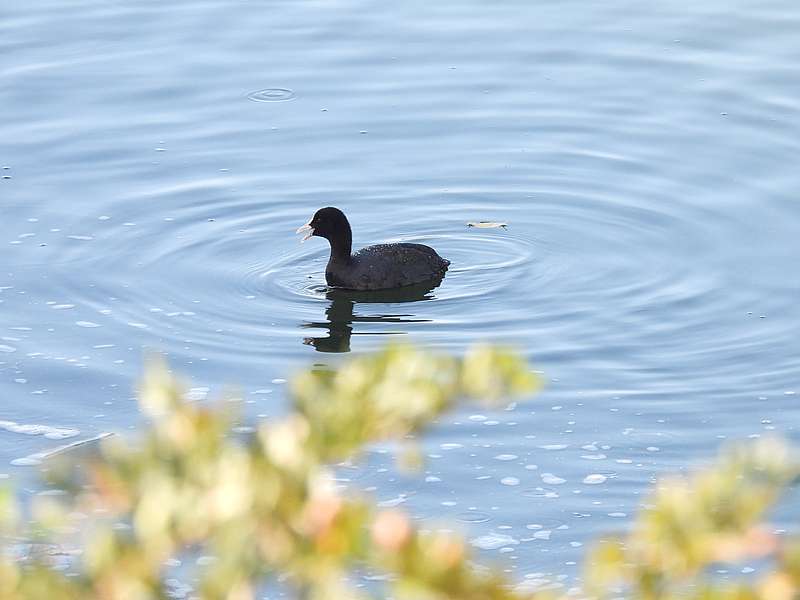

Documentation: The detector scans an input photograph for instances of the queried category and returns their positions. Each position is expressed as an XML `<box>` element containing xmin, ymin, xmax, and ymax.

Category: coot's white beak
<box><xmin>295</xmin><ymin>222</ymin><xmax>314</xmax><ymax>242</ymax></box>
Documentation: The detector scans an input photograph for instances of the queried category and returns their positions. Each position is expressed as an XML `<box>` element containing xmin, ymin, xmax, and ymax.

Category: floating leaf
<box><xmin>467</xmin><ymin>221</ymin><xmax>508</xmax><ymax>229</ymax></box>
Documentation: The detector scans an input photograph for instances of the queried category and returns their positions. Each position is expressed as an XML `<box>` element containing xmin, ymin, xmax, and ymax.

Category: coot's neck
<box><xmin>327</xmin><ymin>224</ymin><xmax>352</xmax><ymax>263</ymax></box>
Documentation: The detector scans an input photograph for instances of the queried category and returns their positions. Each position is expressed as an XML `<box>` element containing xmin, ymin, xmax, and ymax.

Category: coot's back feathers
<box><xmin>329</xmin><ymin>243</ymin><xmax>450</xmax><ymax>290</ymax></box>
<box><xmin>297</xmin><ymin>207</ymin><xmax>449</xmax><ymax>291</ymax></box>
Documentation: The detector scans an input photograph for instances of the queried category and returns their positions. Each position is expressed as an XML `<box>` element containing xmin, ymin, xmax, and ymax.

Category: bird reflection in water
<box><xmin>302</xmin><ymin>281</ymin><xmax>440</xmax><ymax>352</ymax></box>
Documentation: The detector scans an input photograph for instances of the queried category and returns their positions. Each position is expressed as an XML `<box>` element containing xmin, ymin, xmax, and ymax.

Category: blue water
<box><xmin>2</xmin><ymin>0</ymin><xmax>799</xmax><ymax>592</ymax></box>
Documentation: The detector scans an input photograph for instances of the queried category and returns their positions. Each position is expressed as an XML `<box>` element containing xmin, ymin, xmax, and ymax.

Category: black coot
<box><xmin>296</xmin><ymin>207</ymin><xmax>450</xmax><ymax>291</ymax></box>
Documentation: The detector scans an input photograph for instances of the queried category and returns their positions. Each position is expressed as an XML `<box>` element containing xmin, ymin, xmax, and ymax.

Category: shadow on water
<box><xmin>302</xmin><ymin>281</ymin><xmax>441</xmax><ymax>353</ymax></box>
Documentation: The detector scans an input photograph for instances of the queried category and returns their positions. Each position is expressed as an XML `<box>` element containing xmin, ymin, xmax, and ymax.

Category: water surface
<box><xmin>2</xmin><ymin>0</ymin><xmax>799</xmax><ymax>592</ymax></box>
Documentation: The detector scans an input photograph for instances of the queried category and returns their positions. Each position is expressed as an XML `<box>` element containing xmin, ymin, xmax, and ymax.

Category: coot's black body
<box><xmin>297</xmin><ymin>207</ymin><xmax>450</xmax><ymax>291</ymax></box>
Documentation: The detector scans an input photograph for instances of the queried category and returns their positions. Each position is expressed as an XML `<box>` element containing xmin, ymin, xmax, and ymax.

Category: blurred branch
<box><xmin>2</xmin><ymin>345</ymin><xmax>799</xmax><ymax>600</ymax></box>
<box><xmin>587</xmin><ymin>437</ymin><xmax>800</xmax><ymax>600</ymax></box>
<box><xmin>1</xmin><ymin>345</ymin><xmax>544</xmax><ymax>600</ymax></box>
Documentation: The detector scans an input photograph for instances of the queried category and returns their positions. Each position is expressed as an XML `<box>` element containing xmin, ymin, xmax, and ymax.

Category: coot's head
<box><xmin>296</xmin><ymin>207</ymin><xmax>351</xmax><ymax>244</ymax></box>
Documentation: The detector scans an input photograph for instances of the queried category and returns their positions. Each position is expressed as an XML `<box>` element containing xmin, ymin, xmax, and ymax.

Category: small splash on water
<box><xmin>456</xmin><ymin>510</ymin><xmax>491</xmax><ymax>523</ymax></box>
<box><xmin>10</xmin><ymin>432</ymin><xmax>113</xmax><ymax>467</ymax></box>
<box><xmin>470</xmin><ymin>532</ymin><xmax>519</xmax><ymax>550</ymax></box>
<box><xmin>377</xmin><ymin>494</ymin><xmax>408</xmax><ymax>508</ymax></box>
<box><xmin>522</xmin><ymin>487</ymin><xmax>560</xmax><ymax>499</ymax></box>
<box><xmin>583</xmin><ymin>474</ymin><xmax>608</xmax><ymax>485</ymax></box>
<box><xmin>440</xmin><ymin>443</ymin><xmax>463</xmax><ymax>450</ymax></box>
<box><xmin>186</xmin><ymin>387</ymin><xmax>209</xmax><ymax>401</ymax></box>
<box><xmin>247</xmin><ymin>88</ymin><xmax>296</xmax><ymax>102</ymax></box>
<box><xmin>493</xmin><ymin>453</ymin><xmax>518</xmax><ymax>461</ymax></box>
<box><xmin>10</xmin><ymin>456</ymin><xmax>42</xmax><ymax>466</ymax></box>
<box><xmin>540</xmin><ymin>473</ymin><xmax>566</xmax><ymax>485</ymax></box>
<box><xmin>0</xmin><ymin>420</ymin><xmax>79</xmax><ymax>440</ymax></box>
<box><xmin>76</xmin><ymin>321</ymin><xmax>101</xmax><ymax>328</ymax></box>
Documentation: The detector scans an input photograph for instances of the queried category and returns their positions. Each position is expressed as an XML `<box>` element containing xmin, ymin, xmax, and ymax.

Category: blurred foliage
<box><xmin>0</xmin><ymin>345</ymin><xmax>542</xmax><ymax>600</ymax></box>
<box><xmin>587</xmin><ymin>437</ymin><xmax>800</xmax><ymax>600</ymax></box>
<box><xmin>0</xmin><ymin>344</ymin><xmax>798</xmax><ymax>600</ymax></box>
